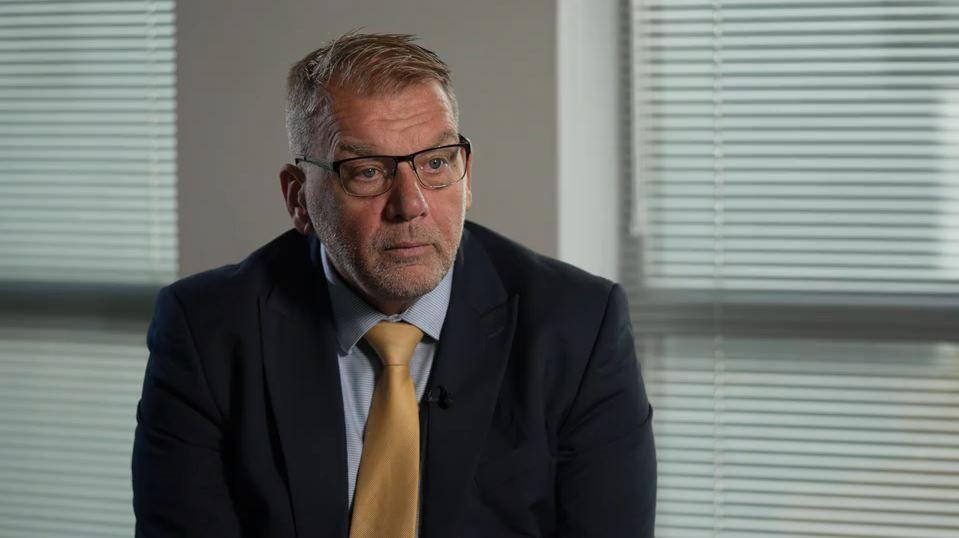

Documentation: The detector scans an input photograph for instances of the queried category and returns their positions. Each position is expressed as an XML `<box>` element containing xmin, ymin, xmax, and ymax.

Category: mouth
<box><xmin>383</xmin><ymin>242</ymin><xmax>432</xmax><ymax>259</ymax></box>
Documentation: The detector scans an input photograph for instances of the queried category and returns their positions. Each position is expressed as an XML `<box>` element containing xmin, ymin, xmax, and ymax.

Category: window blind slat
<box><xmin>0</xmin><ymin>38</ymin><xmax>175</xmax><ymax>52</ymax></box>
<box><xmin>0</xmin><ymin>1</ymin><xmax>174</xmax><ymax>14</ymax></box>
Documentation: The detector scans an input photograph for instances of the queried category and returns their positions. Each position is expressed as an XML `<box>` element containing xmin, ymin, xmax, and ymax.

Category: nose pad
<box><xmin>393</xmin><ymin>160</ymin><xmax>422</xmax><ymax>191</ymax></box>
<box><xmin>398</xmin><ymin>159</ymin><xmax>419</xmax><ymax>182</ymax></box>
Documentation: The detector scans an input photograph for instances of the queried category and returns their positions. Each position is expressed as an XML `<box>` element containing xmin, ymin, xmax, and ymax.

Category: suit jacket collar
<box><xmin>260</xmin><ymin>231</ymin><xmax>350</xmax><ymax>537</ymax></box>
<box><xmin>420</xmin><ymin>224</ymin><xmax>519</xmax><ymax>536</ymax></box>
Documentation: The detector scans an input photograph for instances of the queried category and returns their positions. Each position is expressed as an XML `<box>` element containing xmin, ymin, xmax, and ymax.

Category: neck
<box><xmin>362</xmin><ymin>294</ymin><xmax>411</xmax><ymax>317</ymax></box>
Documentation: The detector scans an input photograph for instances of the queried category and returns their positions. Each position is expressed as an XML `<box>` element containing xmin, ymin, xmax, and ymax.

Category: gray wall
<box><xmin>176</xmin><ymin>0</ymin><xmax>559</xmax><ymax>277</ymax></box>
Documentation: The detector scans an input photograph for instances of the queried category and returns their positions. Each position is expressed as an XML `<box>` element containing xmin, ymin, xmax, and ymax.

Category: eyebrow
<box><xmin>335</xmin><ymin>130</ymin><xmax>459</xmax><ymax>158</ymax></box>
<box><xmin>335</xmin><ymin>140</ymin><xmax>378</xmax><ymax>157</ymax></box>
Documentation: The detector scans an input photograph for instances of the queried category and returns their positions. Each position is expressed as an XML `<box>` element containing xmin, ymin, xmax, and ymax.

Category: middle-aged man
<box><xmin>133</xmin><ymin>32</ymin><xmax>656</xmax><ymax>537</ymax></box>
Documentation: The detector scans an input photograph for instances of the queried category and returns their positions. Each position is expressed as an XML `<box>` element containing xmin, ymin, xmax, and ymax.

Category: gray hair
<box><xmin>285</xmin><ymin>31</ymin><xmax>460</xmax><ymax>159</ymax></box>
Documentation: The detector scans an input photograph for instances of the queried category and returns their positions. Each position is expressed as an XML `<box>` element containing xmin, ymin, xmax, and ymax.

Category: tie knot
<box><xmin>363</xmin><ymin>321</ymin><xmax>423</xmax><ymax>367</ymax></box>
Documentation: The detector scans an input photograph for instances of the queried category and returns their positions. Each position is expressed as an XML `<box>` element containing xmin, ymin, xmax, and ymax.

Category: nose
<box><xmin>385</xmin><ymin>161</ymin><xmax>428</xmax><ymax>222</ymax></box>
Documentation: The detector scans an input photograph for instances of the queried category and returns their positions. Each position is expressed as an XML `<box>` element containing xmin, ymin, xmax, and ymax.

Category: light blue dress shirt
<box><xmin>319</xmin><ymin>244</ymin><xmax>453</xmax><ymax>508</ymax></box>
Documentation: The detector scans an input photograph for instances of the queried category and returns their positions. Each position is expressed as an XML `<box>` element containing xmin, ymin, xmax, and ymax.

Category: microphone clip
<box><xmin>427</xmin><ymin>385</ymin><xmax>454</xmax><ymax>409</ymax></box>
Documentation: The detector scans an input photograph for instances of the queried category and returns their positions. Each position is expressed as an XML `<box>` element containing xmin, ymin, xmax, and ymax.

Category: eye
<box><xmin>419</xmin><ymin>150</ymin><xmax>454</xmax><ymax>175</ymax></box>
<box><xmin>358</xmin><ymin>167</ymin><xmax>382</xmax><ymax>180</ymax></box>
<box><xmin>343</xmin><ymin>161</ymin><xmax>387</xmax><ymax>182</ymax></box>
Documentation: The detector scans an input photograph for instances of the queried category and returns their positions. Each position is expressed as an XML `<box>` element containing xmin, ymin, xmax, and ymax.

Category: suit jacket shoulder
<box><xmin>462</xmin><ymin>220</ymin><xmax>621</xmax><ymax>378</ymax></box>
<box><xmin>151</xmin><ymin>229</ymin><xmax>319</xmax><ymax>422</ymax></box>
<box><xmin>166</xmin><ymin>229</ymin><xmax>308</xmax><ymax>312</ymax></box>
<box><xmin>463</xmin><ymin>220</ymin><xmax>616</xmax><ymax>320</ymax></box>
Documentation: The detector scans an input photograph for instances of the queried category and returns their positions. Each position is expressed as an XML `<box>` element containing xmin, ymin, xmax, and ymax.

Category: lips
<box><xmin>384</xmin><ymin>242</ymin><xmax>431</xmax><ymax>258</ymax></box>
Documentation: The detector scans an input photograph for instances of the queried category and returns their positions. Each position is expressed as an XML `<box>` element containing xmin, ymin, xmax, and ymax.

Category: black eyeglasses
<box><xmin>294</xmin><ymin>134</ymin><xmax>472</xmax><ymax>198</ymax></box>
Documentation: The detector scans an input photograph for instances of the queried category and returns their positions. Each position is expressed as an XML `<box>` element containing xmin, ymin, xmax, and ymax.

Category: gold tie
<box><xmin>349</xmin><ymin>321</ymin><xmax>424</xmax><ymax>538</ymax></box>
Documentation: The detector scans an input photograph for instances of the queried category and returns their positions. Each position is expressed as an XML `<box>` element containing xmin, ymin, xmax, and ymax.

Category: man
<box><xmin>133</xmin><ymin>32</ymin><xmax>656</xmax><ymax>537</ymax></box>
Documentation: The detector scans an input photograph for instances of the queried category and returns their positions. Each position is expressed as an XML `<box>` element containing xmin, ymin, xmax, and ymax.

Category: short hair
<box><xmin>285</xmin><ymin>31</ymin><xmax>459</xmax><ymax>159</ymax></box>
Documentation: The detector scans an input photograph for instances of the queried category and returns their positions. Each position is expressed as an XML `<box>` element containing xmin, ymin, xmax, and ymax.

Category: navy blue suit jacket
<box><xmin>132</xmin><ymin>221</ymin><xmax>656</xmax><ymax>537</ymax></box>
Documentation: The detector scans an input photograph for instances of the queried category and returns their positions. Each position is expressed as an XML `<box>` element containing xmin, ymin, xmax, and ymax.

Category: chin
<box><xmin>371</xmin><ymin>263</ymin><xmax>447</xmax><ymax>301</ymax></box>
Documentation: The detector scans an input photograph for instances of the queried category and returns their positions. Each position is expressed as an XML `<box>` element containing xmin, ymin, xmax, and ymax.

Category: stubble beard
<box><xmin>308</xmin><ymin>192</ymin><xmax>466</xmax><ymax>308</ymax></box>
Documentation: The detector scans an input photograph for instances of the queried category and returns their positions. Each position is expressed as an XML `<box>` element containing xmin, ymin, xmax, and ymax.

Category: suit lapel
<box><xmin>421</xmin><ymin>228</ymin><xmax>518</xmax><ymax>537</ymax></box>
<box><xmin>260</xmin><ymin>233</ymin><xmax>349</xmax><ymax>537</ymax></box>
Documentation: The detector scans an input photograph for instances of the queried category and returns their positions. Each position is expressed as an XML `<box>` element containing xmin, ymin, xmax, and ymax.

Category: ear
<box><xmin>279</xmin><ymin>163</ymin><xmax>314</xmax><ymax>235</ymax></box>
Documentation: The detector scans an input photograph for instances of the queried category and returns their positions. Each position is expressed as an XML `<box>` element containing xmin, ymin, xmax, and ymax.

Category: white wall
<box><xmin>557</xmin><ymin>0</ymin><xmax>621</xmax><ymax>282</ymax></box>
<box><xmin>176</xmin><ymin>0</ymin><xmax>560</xmax><ymax>276</ymax></box>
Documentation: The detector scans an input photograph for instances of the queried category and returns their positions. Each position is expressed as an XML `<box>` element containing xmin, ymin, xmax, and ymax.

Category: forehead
<box><xmin>327</xmin><ymin>81</ymin><xmax>457</xmax><ymax>154</ymax></box>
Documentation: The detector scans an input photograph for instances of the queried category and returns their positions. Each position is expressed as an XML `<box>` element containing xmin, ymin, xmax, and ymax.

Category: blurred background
<box><xmin>0</xmin><ymin>0</ymin><xmax>957</xmax><ymax>536</ymax></box>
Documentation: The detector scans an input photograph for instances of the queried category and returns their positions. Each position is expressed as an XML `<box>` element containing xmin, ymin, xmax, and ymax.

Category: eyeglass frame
<box><xmin>293</xmin><ymin>134</ymin><xmax>472</xmax><ymax>198</ymax></box>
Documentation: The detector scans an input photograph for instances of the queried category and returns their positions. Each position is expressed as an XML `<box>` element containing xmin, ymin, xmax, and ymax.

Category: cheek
<box><xmin>428</xmin><ymin>192</ymin><xmax>469</xmax><ymax>244</ymax></box>
<box><xmin>303</xmin><ymin>184</ymin><xmax>325</xmax><ymax>220</ymax></box>
<box><xmin>441</xmin><ymin>188</ymin><xmax>469</xmax><ymax>221</ymax></box>
<box><xmin>332</xmin><ymin>198</ymin><xmax>387</xmax><ymax>246</ymax></box>
<box><xmin>305</xmin><ymin>181</ymin><xmax>345</xmax><ymax>232</ymax></box>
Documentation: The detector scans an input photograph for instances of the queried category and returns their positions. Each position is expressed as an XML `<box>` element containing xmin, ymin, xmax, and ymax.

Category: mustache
<box><xmin>373</xmin><ymin>226</ymin><xmax>437</xmax><ymax>249</ymax></box>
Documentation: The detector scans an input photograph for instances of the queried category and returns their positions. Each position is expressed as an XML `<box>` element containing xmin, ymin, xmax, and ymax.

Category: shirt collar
<box><xmin>320</xmin><ymin>243</ymin><xmax>453</xmax><ymax>355</ymax></box>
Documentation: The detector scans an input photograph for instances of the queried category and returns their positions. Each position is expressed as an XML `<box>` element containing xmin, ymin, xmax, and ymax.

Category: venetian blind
<box><xmin>0</xmin><ymin>323</ymin><xmax>145</xmax><ymax>537</ymax></box>
<box><xmin>627</xmin><ymin>1</ymin><xmax>959</xmax><ymax>537</ymax></box>
<box><xmin>645</xmin><ymin>335</ymin><xmax>959</xmax><ymax>538</ymax></box>
<box><xmin>632</xmin><ymin>0</ymin><xmax>959</xmax><ymax>296</ymax></box>
<box><xmin>0</xmin><ymin>0</ymin><xmax>177</xmax><ymax>284</ymax></box>
<box><xmin>0</xmin><ymin>2</ymin><xmax>175</xmax><ymax>536</ymax></box>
